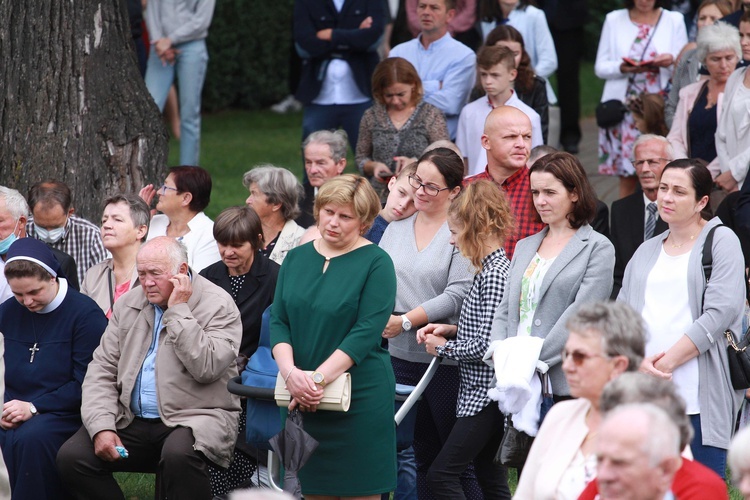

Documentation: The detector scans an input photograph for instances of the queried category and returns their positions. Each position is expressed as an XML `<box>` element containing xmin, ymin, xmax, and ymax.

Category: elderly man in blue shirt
<box><xmin>57</xmin><ymin>237</ymin><xmax>242</xmax><ymax>499</ymax></box>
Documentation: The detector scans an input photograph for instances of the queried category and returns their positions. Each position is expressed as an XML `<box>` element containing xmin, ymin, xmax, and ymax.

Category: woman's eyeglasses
<box><xmin>561</xmin><ymin>349</ymin><xmax>609</xmax><ymax>367</ymax></box>
<box><xmin>408</xmin><ymin>175</ymin><xmax>450</xmax><ymax>197</ymax></box>
<box><xmin>159</xmin><ymin>184</ymin><xmax>179</xmax><ymax>195</ymax></box>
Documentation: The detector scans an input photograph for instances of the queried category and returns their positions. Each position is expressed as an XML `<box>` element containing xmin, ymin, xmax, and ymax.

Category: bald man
<box><xmin>465</xmin><ymin>106</ymin><xmax>545</xmax><ymax>258</ymax></box>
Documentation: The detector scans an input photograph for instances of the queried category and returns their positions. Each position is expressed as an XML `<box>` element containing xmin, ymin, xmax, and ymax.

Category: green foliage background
<box><xmin>202</xmin><ymin>0</ymin><xmax>296</xmax><ymax>111</ymax></box>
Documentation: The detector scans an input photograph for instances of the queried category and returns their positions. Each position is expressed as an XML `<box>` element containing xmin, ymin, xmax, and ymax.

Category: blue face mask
<box><xmin>36</xmin><ymin>225</ymin><xmax>66</xmax><ymax>244</ymax></box>
<box><xmin>0</xmin><ymin>220</ymin><xmax>20</xmax><ymax>255</ymax></box>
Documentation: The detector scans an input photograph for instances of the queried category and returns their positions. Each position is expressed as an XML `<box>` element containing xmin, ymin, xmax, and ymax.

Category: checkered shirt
<box><xmin>27</xmin><ymin>215</ymin><xmax>107</xmax><ymax>284</ymax></box>
<box><xmin>435</xmin><ymin>248</ymin><xmax>510</xmax><ymax>417</ymax></box>
<box><xmin>465</xmin><ymin>166</ymin><xmax>545</xmax><ymax>260</ymax></box>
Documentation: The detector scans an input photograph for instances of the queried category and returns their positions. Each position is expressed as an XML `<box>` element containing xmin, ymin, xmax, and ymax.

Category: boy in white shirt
<box><xmin>456</xmin><ymin>45</ymin><xmax>543</xmax><ymax>177</ymax></box>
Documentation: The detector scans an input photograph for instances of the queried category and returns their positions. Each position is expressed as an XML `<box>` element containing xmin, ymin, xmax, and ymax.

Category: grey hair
<box><xmin>0</xmin><ymin>186</ymin><xmax>30</xmax><ymax>220</ymax></box>
<box><xmin>729</xmin><ymin>425</ymin><xmax>750</xmax><ymax>480</ymax></box>
<box><xmin>696</xmin><ymin>21</ymin><xmax>741</xmax><ymax>63</ymax></box>
<box><xmin>632</xmin><ymin>134</ymin><xmax>675</xmax><ymax>160</ymax></box>
<box><xmin>600</xmin><ymin>372</ymin><xmax>693</xmax><ymax>451</ymax></box>
<box><xmin>603</xmin><ymin>403</ymin><xmax>681</xmax><ymax>467</ymax></box>
<box><xmin>139</xmin><ymin>236</ymin><xmax>188</xmax><ymax>273</ymax></box>
<box><xmin>102</xmin><ymin>194</ymin><xmax>151</xmax><ymax>242</ymax></box>
<box><xmin>242</xmin><ymin>164</ymin><xmax>303</xmax><ymax>221</ymax></box>
<box><xmin>565</xmin><ymin>301</ymin><xmax>646</xmax><ymax>372</ymax></box>
<box><xmin>303</xmin><ymin>129</ymin><xmax>348</xmax><ymax>164</ymax></box>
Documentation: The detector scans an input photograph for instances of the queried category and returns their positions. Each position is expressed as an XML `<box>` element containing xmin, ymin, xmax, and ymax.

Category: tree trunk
<box><xmin>0</xmin><ymin>0</ymin><xmax>168</xmax><ymax>223</ymax></box>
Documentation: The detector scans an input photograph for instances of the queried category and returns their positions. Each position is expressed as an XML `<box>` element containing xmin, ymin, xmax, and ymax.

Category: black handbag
<box><xmin>725</xmin><ymin>330</ymin><xmax>750</xmax><ymax>390</ymax></box>
<box><xmin>702</xmin><ymin>225</ymin><xmax>750</xmax><ymax>390</ymax></box>
<box><xmin>494</xmin><ymin>415</ymin><xmax>534</xmax><ymax>469</ymax></box>
<box><xmin>493</xmin><ymin>372</ymin><xmax>552</xmax><ymax>468</ymax></box>
<box><xmin>595</xmin><ymin>100</ymin><xmax>628</xmax><ymax>129</ymax></box>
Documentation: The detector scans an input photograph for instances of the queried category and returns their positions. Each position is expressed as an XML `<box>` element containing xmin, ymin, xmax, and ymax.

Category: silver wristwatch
<box><xmin>29</xmin><ymin>403</ymin><xmax>38</xmax><ymax>417</ymax></box>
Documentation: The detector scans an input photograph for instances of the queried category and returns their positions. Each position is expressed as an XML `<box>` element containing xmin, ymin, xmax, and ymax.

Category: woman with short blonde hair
<box><xmin>271</xmin><ymin>174</ymin><xmax>398</xmax><ymax>498</ymax></box>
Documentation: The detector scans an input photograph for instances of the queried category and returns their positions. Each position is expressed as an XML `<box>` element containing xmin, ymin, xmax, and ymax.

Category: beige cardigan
<box><xmin>514</xmin><ymin>398</ymin><xmax>592</xmax><ymax>500</ymax></box>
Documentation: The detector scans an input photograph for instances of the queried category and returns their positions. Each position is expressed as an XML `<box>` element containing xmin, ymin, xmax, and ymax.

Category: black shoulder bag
<box><xmin>702</xmin><ymin>225</ymin><xmax>750</xmax><ymax>390</ymax></box>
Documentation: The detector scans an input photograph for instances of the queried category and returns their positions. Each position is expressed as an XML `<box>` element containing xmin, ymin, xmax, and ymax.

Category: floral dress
<box><xmin>599</xmin><ymin>21</ymin><xmax>662</xmax><ymax>177</ymax></box>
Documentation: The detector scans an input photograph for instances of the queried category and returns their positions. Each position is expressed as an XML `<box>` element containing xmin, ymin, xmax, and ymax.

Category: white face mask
<box><xmin>36</xmin><ymin>225</ymin><xmax>66</xmax><ymax>244</ymax></box>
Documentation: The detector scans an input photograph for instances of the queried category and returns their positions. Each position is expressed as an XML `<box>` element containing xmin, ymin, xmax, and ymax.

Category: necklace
<box><xmin>669</xmin><ymin>232</ymin><xmax>698</xmax><ymax>248</ymax></box>
<box><xmin>29</xmin><ymin>315</ymin><xmax>52</xmax><ymax>363</ymax></box>
<box><xmin>27</xmin><ymin>280</ymin><xmax>59</xmax><ymax>362</ymax></box>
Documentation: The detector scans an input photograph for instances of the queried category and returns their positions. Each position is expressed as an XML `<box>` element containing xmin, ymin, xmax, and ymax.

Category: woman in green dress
<box><xmin>271</xmin><ymin>174</ymin><xmax>398</xmax><ymax>498</ymax></box>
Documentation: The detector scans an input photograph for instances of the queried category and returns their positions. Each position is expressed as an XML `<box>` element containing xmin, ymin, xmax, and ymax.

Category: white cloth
<box><xmin>486</xmin><ymin>335</ymin><xmax>545</xmax><ymax>435</ymax></box>
<box><xmin>456</xmin><ymin>92</ymin><xmax>543</xmax><ymax>177</ymax></box>
<box><xmin>642</xmin><ymin>246</ymin><xmax>699</xmax><ymax>413</ymax></box>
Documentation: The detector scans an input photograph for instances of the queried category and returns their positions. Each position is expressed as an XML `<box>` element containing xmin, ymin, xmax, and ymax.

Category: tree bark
<box><xmin>0</xmin><ymin>0</ymin><xmax>168</xmax><ymax>222</ymax></box>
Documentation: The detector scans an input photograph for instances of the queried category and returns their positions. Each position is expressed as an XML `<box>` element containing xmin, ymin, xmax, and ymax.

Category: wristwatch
<box><xmin>401</xmin><ymin>315</ymin><xmax>412</xmax><ymax>331</ymax></box>
<box><xmin>29</xmin><ymin>403</ymin><xmax>38</xmax><ymax>417</ymax></box>
<box><xmin>311</xmin><ymin>371</ymin><xmax>327</xmax><ymax>387</ymax></box>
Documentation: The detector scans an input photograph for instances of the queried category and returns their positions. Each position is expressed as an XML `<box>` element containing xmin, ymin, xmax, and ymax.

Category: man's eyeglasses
<box><xmin>159</xmin><ymin>184</ymin><xmax>179</xmax><ymax>195</ymax></box>
<box><xmin>408</xmin><ymin>175</ymin><xmax>450</xmax><ymax>197</ymax></box>
<box><xmin>631</xmin><ymin>158</ymin><xmax>670</xmax><ymax>168</ymax></box>
<box><xmin>561</xmin><ymin>349</ymin><xmax>609</xmax><ymax>367</ymax></box>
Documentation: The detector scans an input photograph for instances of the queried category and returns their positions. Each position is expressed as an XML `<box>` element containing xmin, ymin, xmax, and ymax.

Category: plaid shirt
<box><xmin>435</xmin><ymin>248</ymin><xmax>510</xmax><ymax>417</ymax></box>
<box><xmin>465</xmin><ymin>166</ymin><xmax>545</xmax><ymax>260</ymax></box>
<box><xmin>27</xmin><ymin>215</ymin><xmax>107</xmax><ymax>284</ymax></box>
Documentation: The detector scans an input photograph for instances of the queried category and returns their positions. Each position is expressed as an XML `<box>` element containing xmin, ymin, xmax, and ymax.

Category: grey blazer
<box><xmin>489</xmin><ymin>224</ymin><xmax>615</xmax><ymax>395</ymax></box>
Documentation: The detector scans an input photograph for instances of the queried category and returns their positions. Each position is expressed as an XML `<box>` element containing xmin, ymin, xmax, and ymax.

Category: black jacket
<box><xmin>609</xmin><ymin>193</ymin><xmax>668</xmax><ymax>299</ymax></box>
<box><xmin>293</xmin><ymin>0</ymin><xmax>385</xmax><ymax>104</ymax></box>
<box><xmin>200</xmin><ymin>254</ymin><xmax>279</xmax><ymax>357</ymax></box>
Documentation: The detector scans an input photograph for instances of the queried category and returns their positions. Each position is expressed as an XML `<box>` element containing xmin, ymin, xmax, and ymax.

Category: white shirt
<box><xmin>147</xmin><ymin>212</ymin><xmax>221</xmax><ymax>272</ymax></box>
<box><xmin>642</xmin><ymin>246</ymin><xmax>699</xmax><ymax>413</ymax></box>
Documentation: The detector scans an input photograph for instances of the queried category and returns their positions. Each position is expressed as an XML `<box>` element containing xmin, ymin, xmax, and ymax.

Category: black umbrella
<box><xmin>269</xmin><ymin>408</ymin><xmax>319</xmax><ymax>498</ymax></box>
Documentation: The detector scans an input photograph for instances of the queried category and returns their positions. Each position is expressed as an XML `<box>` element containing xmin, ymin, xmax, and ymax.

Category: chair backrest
<box><xmin>242</xmin><ymin>305</ymin><xmax>282</xmax><ymax>449</ymax></box>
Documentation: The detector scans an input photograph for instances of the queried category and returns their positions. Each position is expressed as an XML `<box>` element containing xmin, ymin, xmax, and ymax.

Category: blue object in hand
<box><xmin>115</xmin><ymin>446</ymin><xmax>129</xmax><ymax>459</ymax></box>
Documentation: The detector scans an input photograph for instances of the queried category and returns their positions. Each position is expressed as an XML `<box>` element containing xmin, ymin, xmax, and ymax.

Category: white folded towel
<box><xmin>486</xmin><ymin>336</ymin><xmax>547</xmax><ymax>436</ymax></box>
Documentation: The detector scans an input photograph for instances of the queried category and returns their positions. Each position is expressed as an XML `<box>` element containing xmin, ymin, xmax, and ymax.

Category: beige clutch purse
<box><xmin>274</xmin><ymin>371</ymin><xmax>351</xmax><ymax>412</ymax></box>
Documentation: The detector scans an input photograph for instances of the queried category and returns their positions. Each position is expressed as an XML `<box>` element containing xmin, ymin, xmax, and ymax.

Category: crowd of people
<box><xmin>6</xmin><ymin>0</ymin><xmax>750</xmax><ymax>499</ymax></box>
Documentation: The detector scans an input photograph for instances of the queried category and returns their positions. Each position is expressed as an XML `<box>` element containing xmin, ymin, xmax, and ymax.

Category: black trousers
<box><xmin>550</xmin><ymin>25</ymin><xmax>584</xmax><ymax>147</ymax></box>
<box><xmin>57</xmin><ymin>419</ymin><xmax>213</xmax><ymax>500</ymax></box>
<box><xmin>427</xmin><ymin>404</ymin><xmax>510</xmax><ymax>500</ymax></box>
